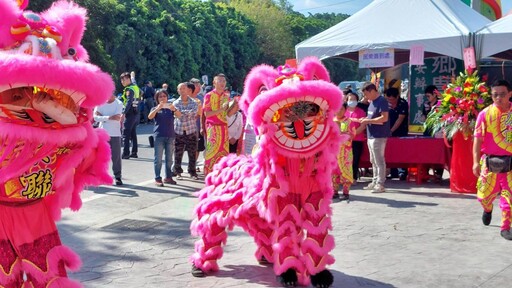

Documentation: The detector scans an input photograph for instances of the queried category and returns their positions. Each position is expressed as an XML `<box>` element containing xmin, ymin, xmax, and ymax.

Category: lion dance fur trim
<box><xmin>0</xmin><ymin>0</ymin><xmax>113</xmax><ymax>286</ymax></box>
<box><xmin>190</xmin><ymin>57</ymin><xmax>342</xmax><ymax>286</ymax></box>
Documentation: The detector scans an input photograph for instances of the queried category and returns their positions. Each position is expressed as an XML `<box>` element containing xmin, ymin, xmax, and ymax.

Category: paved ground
<box><xmin>58</xmin><ymin>124</ymin><xmax>512</xmax><ymax>288</ymax></box>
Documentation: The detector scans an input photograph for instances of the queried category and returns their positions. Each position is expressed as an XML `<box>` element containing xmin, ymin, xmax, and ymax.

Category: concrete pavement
<box><xmin>58</xmin><ymin>124</ymin><xmax>512</xmax><ymax>287</ymax></box>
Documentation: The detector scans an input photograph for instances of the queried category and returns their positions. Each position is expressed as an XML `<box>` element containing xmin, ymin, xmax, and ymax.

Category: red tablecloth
<box><xmin>360</xmin><ymin>137</ymin><xmax>451</xmax><ymax>183</ymax></box>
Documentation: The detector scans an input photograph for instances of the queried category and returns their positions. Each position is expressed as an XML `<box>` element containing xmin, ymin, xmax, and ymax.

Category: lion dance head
<box><xmin>0</xmin><ymin>0</ymin><xmax>114</xmax><ymax>219</ymax></box>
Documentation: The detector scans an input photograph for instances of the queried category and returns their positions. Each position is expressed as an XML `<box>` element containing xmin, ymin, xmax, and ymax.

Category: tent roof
<box><xmin>295</xmin><ymin>0</ymin><xmax>491</xmax><ymax>63</ymax></box>
<box><xmin>476</xmin><ymin>14</ymin><xmax>512</xmax><ymax>60</ymax></box>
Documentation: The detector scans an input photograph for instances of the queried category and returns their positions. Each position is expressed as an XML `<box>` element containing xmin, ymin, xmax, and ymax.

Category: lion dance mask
<box><xmin>190</xmin><ymin>58</ymin><xmax>342</xmax><ymax>287</ymax></box>
<box><xmin>0</xmin><ymin>0</ymin><xmax>113</xmax><ymax>287</ymax></box>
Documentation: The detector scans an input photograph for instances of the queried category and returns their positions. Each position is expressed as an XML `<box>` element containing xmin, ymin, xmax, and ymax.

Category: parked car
<box><xmin>338</xmin><ymin>81</ymin><xmax>361</xmax><ymax>91</ymax></box>
<box><xmin>338</xmin><ymin>81</ymin><xmax>363</xmax><ymax>98</ymax></box>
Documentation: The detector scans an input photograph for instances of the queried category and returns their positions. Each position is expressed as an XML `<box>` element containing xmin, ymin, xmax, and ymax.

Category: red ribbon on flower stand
<box><xmin>448</xmin><ymin>132</ymin><xmax>477</xmax><ymax>193</ymax></box>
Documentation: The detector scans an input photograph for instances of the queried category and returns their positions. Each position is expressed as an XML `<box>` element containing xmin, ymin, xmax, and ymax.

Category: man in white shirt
<box><xmin>243</xmin><ymin>120</ymin><xmax>258</xmax><ymax>155</ymax></box>
<box><xmin>227</xmin><ymin>107</ymin><xmax>243</xmax><ymax>154</ymax></box>
<box><xmin>94</xmin><ymin>94</ymin><xmax>124</xmax><ymax>185</ymax></box>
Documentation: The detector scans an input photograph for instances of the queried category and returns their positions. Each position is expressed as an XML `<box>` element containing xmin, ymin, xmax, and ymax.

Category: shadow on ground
<box><xmin>210</xmin><ymin>264</ymin><xmax>396</xmax><ymax>287</ymax></box>
<box><xmin>348</xmin><ymin>194</ymin><xmax>438</xmax><ymax>208</ymax></box>
<box><xmin>87</xmin><ymin>182</ymin><xmax>200</xmax><ymax>198</ymax></box>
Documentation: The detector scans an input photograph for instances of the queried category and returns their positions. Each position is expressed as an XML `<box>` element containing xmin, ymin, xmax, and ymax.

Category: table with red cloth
<box><xmin>359</xmin><ymin>136</ymin><xmax>451</xmax><ymax>184</ymax></box>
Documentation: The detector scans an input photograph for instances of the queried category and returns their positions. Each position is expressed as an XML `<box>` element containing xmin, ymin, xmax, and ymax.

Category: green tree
<box><xmin>230</xmin><ymin>0</ymin><xmax>295</xmax><ymax>65</ymax></box>
<box><xmin>28</xmin><ymin>0</ymin><xmax>365</xmax><ymax>90</ymax></box>
<box><xmin>287</xmin><ymin>11</ymin><xmax>367</xmax><ymax>83</ymax></box>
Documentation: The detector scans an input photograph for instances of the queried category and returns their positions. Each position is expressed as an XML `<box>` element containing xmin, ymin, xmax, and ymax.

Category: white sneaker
<box><xmin>372</xmin><ymin>184</ymin><xmax>386</xmax><ymax>193</ymax></box>
<box><xmin>363</xmin><ymin>182</ymin><xmax>376</xmax><ymax>190</ymax></box>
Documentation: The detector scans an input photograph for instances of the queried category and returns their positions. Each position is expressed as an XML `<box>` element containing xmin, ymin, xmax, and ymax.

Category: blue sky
<box><xmin>288</xmin><ymin>0</ymin><xmax>512</xmax><ymax>16</ymax></box>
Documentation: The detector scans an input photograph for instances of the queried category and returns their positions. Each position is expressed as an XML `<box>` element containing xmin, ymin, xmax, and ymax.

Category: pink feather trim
<box><xmin>21</xmin><ymin>245</ymin><xmax>82</xmax><ymax>286</ymax></box>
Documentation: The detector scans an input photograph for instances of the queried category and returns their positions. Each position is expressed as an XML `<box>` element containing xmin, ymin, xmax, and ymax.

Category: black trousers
<box><xmin>352</xmin><ymin>140</ymin><xmax>364</xmax><ymax>180</ymax></box>
<box><xmin>174</xmin><ymin>132</ymin><xmax>198</xmax><ymax>175</ymax></box>
<box><xmin>229</xmin><ymin>140</ymin><xmax>238</xmax><ymax>154</ymax></box>
<box><xmin>122</xmin><ymin>112</ymin><xmax>139</xmax><ymax>156</ymax></box>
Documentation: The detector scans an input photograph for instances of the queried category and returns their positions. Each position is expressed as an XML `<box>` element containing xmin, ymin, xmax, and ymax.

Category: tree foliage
<box><xmin>230</xmin><ymin>0</ymin><xmax>295</xmax><ymax>65</ymax></box>
<box><xmin>29</xmin><ymin>0</ymin><xmax>365</xmax><ymax>92</ymax></box>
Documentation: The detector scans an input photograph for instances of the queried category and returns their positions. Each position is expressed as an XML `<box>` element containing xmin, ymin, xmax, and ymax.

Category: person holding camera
<box><xmin>148</xmin><ymin>89</ymin><xmax>180</xmax><ymax>187</ymax></box>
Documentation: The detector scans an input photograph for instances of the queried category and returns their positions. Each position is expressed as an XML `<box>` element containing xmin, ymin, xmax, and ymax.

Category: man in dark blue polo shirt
<box><xmin>358</xmin><ymin>82</ymin><xmax>391</xmax><ymax>192</ymax></box>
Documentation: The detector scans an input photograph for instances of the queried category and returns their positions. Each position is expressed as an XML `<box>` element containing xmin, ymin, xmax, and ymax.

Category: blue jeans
<box><xmin>154</xmin><ymin>136</ymin><xmax>175</xmax><ymax>180</ymax></box>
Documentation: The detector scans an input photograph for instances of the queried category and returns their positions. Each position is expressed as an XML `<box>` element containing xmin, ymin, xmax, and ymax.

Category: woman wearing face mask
<box><xmin>345</xmin><ymin>91</ymin><xmax>367</xmax><ymax>181</ymax></box>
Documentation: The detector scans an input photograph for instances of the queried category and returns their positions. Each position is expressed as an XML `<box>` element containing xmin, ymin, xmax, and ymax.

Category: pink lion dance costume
<box><xmin>190</xmin><ymin>58</ymin><xmax>342</xmax><ymax>287</ymax></box>
<box><xmin>0</xmin><ymin>0</ymin><xmax>113</xmax><ymax>287</ymax></box>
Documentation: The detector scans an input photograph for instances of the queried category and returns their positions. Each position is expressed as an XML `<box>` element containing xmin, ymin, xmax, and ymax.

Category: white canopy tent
<box><xmin>295</xmin><ymin>0</ymin><xmax>491</xmax><ymax>67</ymax></box>
<box><xmin>475</xmin><ymin>14</ymin><xmax>512</xmax><ymax>60</ymax></box>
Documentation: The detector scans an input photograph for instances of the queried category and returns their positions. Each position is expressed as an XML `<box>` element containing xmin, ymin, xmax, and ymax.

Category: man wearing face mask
<box><xmin>345</xmin><ymin>90</ymin><xmax>367</xmax><ymax>181</ymax></box>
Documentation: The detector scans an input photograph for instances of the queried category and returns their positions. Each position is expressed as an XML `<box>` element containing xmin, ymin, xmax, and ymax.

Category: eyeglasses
<box><xmin>492</xmin><ymin>92</ymin><xmax>509</xmax><ymax>98</ymax></box>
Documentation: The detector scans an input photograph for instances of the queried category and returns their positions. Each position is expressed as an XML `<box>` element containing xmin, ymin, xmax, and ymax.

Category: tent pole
<box><xmin>471</xmin><ymin>0</ymin><xmax>481</xmax><ymax>13</ymax></box>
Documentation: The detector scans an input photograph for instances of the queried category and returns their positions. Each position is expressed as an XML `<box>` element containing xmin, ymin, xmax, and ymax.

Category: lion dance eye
<box><xmin>67</xmin><ymin>47</ymin><xmax>76</xmax><ymax>56</ymax></box>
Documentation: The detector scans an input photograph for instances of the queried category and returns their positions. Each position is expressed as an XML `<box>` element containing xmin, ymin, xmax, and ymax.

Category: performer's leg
<box><xmin>301</xmin><ymin>191</ymin><xmax>335</xmax><ymax>287</ymax></box>
<box><xmin>203</xmin><ymin>126</ymin><xmax>214</xmax><ymax>176</ymax></box>
<box><xmin>477</xmin><ymin>163</ymin><xmax>500</xmax><ymax>225</ymax></box>
<box><xmin>497</xmin><ymin>173</ymin><xmax>512</xmax><ymax>238</ymax></box>
<box><xmin>272</xmin><ymin>194</ymin><xmax>303</xmax><ymax>286</ymax></box>
<box><xmin>243</xmin><ymin>215</ymin><xmax>274</xmax><ymax>264</ymax></box>
<box><xmin>499</xmin><ymin>190</ymin><xmax>511</xmax><ymax>230</ymax></box>
<box><xmin>1</xmin><ymin>201</ymin><xmax>82</xmax><ymax>287</ymax></box>
<box><xmin>341</xmin><ymin>183</ymin><xmax>351</xmax><ymax>200</ymax></box>
<box><xmin>190</xmin><ymin>213</ymin><xmax>230</xmax><ymax>273</ymax></box>
<box><xmin>20</xmin><ymin>232</ymin><xmax>82</xmax><ymax>287</ymax></box>
<box><xmin>331</xmin><ymin>171</ymin><xmax>341</xmax><ymax>198</ymax></box>
<box><xmin>0</xmin><ymin>229</ymin><xmax>23</xmax><ymax>288</ymax></box>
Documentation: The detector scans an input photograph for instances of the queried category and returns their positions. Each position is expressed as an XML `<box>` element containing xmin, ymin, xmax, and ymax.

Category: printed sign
<box><xmin>408</xmin><ymin>56</ymin><xmax>463</xmax><ymax>133</ymax></box>
<box><xmin>359</xmin><ymin>48</ymin><xmax>394</xmax><ymax>68</ymax></box>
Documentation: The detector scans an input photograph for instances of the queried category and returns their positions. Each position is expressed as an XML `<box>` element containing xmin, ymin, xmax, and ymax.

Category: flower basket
<box><xmin>424</xmin><ymin>69</ymin><xmax>492</xmax><ymax>140</ymax></box>
<box><xmin>424</xmin><ymin>69</ymin><xmax>492</xmax><ymax>193</ymax></box>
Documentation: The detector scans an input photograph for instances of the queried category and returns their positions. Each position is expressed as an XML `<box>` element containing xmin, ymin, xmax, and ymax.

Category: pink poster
<box><xmin>409</xmin><ymin>45</ymin><xmax>424</xmax><ymax>65</ymax></box>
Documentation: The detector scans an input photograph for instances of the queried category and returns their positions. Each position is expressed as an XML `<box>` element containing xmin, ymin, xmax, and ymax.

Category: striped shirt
<box><xmin>173</xmin><ymin>97</ymin><xmax>199</xmax><ymax>135</ymax></box>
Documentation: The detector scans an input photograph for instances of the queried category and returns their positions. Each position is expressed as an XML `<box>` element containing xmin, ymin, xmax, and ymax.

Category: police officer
<box><xmin>120</xmin><ymin>72</ymin><xmax>140</xmax><ymax>159</ymax></box>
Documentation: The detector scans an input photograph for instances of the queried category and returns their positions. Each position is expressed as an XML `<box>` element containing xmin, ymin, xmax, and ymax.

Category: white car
<box><xmin>338</xmin><ymin>81</ymin><xmax>361</xmax><ymax>90</ymax></box>
<box><xmin>338</xmin><ymin>81</ymin><xmax>363</xmax><ymax>98</ymax></box>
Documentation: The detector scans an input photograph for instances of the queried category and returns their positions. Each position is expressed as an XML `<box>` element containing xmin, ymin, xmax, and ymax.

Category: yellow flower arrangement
<box><xmin>424</xmin><ymin>69</ymin><xmax>493</xmax><ymax>140</ymax></box>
